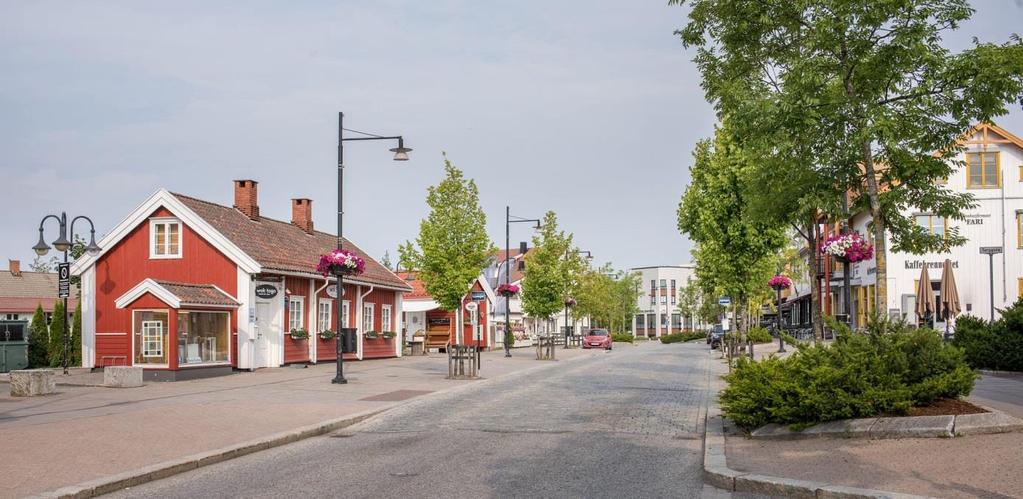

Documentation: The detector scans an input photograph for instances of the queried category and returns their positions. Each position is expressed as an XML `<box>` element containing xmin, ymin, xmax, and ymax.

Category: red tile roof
<box><xmin>396</xmin><ymin>272</ymin><xmax>430</xmax><ymax>299</ymax></box>
<box><xmin>155</xmin><ymin>280</ymin><xmax>240</xmax><ymax>307</ymax></box>
<box><xmin>173</xmin><ymin>193</ymin><xmax>410</xmax><ymax>291</ymax></box>
<box><xmin>494</xmin><ymin>248</ymin><xmax>532</xmax><ymax>283</ymax></box>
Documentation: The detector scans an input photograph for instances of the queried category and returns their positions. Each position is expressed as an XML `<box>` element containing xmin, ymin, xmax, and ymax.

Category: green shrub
<box><xmin>721</xmin><ymin>319</ymin><xmax>976</xmax><ymax>430</ymax></box>
<box><xmin>952</xmin><ymin>300</ymin><xmax>1023</xmax><ymax>371</ymax></box>
<box><xmin>660</xmin><ymin>331</ymin><xmax>707</xmax><ymax>343</ymax></box>
<box><xmin>612</xmin><ymin>333</ymin><xmax>634</xmax><ymax>344</ymax></box>
<box><xmin>28</xmin><ymin>305</ymin><xmax>49</xmax><ymax>368</ymax></box>
<box><xmin>747</xmin><ymin>327</ymin><xmax>772</xmax><ymax>343</ymax></box>
<box><xmin>48</xmin><ymin>300</ymin><xmax>66</xmax><ymax>367</ymax></box>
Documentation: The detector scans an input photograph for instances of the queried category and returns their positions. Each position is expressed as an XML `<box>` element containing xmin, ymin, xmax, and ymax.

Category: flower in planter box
<box><xmin>319</xmin><ymin>330</ymin><xmax>336</xmax><ymax>340</ymax></box>
<box><xmin>316</xmin><ymin>249</ymin><xmax>366</xmax><ymax>277</ymax></box>
<box><xmin>289</xmin><ymin>328</ymin><xmax>310</xmax><ymax>340</ymax></box>
<box><xmin>381</xmin><ymin>331</ymin><xmax>396</xmax><ymax>339</ymax></box>
<box><xmin>364</xmin><ymin>330</ymin><xmax>379</xmax><ymax>339</ymax></box>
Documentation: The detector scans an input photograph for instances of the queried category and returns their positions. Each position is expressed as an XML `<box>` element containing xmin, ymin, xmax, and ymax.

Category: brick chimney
<box><xmin>291</xmin><ymin>198</ymin><xmax>314</xmax><ymax>234</ymax></box>
<box><xmin>9</xmin><ymin>259</ymin><xmax>20</xmax><ymax>277</ymax></box>
<box><xmin>233</xmin><ymin>180</ymin><xmax>259</xmax><ymax>220</ymax></box>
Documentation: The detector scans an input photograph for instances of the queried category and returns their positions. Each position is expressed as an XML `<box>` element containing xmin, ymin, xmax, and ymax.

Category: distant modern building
<box><xmin>630</xmin><ymin>264</ymin><xmax>697</xmax><ymax>337</ymax></box>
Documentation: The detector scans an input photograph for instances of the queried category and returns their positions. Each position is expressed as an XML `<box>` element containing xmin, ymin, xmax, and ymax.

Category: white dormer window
<box><xmin>150</xmin><ymin>218</ymin><xmax>182</xmax><ymax>259</ymax></box>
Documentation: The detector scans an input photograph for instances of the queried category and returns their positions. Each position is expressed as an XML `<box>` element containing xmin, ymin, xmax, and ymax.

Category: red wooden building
<box><xmin>397</xmin><ymin>272</ymin><xmax>495</xmax><ymax>348</ymax></box>
<box><xmin>72</xmin><ymin>180</ymin><xmax>411</xmax><ymax>380</ymax></box>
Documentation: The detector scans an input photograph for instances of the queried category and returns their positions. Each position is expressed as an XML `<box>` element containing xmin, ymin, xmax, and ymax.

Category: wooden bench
<box><xmin>101</xmin><ymin>355</ymin><xmax>128</xmax><ymax>366</ymax></box>
<box><xmin>424</xmin><ymin>327</ymin><xmax>450</xmax><ymax>353</ymax></box>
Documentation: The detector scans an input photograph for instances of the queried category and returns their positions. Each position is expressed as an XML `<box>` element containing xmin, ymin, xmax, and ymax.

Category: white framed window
<box><xmin>381</xmin><ymin>305</ymin><xmax>392</xmax><ymax>332</ymax></box>
<box><xmin>141</xmin><ymin>321</ymin><xmax>164</xmax><ymax>358</ymax></box>
<box><xmin>317</xmin><ymin>299</ymin><xmax>332</xmax><ymax>332</ymax></box>
<box><xmin>289</xmin><ymin>296</ymin><xmax>304</xmax><ymax>331</ymax></box>
<box><xmin>342</xmin><ymin>300</ymin><xmax>350</xmax><ymax>329</ymax></box>
<box><xmin>149</xmin><ymin>218</ymin><xmax>182</xmax><ymax>259</ymax></box>
<box><xmin>363</xmin><ymin>303</ymin><xmax>375</xmax><ymax>332</ymax></box>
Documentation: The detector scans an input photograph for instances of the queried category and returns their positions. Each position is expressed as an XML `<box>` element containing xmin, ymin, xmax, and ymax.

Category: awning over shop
<box><xmin>403</xmin><ymin>300</ymin><xmax>440</xmax><ymax>313</ymax></box>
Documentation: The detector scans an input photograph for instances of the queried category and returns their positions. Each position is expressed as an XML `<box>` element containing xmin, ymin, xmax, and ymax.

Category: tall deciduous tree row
<box><xmin>674</xmin><ymin>0</ymin><xmax>1023</xmax><ymax>317</ymax></box>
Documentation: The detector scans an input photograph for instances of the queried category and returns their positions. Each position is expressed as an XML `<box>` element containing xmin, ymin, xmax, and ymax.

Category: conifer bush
<box><xmin>952</xmin><ymin>300</ymin><xmax>1023</xmax><ymax>372</ymax></box>
<box><xmin>28</xmin><ymin>305</ymin><xmax>49</xmax><ymax>368</ymax></box>
<box><xmin>721</xmin><ymin>319</ymin><xmax>975</xmax><ymax>430</ymax></box>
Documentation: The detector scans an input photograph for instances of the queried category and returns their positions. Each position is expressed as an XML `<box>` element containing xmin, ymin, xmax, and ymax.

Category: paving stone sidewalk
<box><xmin>0</xmin><ymin>346</ymin><xmax>606</xmax><ymax>498</ymax></box>
<box><xmin>711</xmin><ymin>346</ymin><xmax>1023</xmax><ymax>498</ymax></box>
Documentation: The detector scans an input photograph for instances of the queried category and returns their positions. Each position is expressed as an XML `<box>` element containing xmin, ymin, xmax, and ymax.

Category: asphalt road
<box><xmin>970</xmin><ymin>371</ymin><xmax>1023</xmax><ymax>419</ymax></box>
<box><xmin>108</xmin><ymin>342</ymin><xmax>736</xmax><ymax>499</ymax></box>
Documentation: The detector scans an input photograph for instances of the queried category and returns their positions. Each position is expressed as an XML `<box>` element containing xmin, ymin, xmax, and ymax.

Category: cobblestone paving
<box><xmin>110</xmin><ymin>342</ymin><xmax>732</xmax><ymax>499</ymax></box>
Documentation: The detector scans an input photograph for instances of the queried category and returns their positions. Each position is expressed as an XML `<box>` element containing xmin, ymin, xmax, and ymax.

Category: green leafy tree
<box><xmin>678</xmin><ymin>124</ymin><xmax>787</xmax><ymax>335</ymax></box>
<box><xmin>674</xmin><ymin>0</ymin><xmax>1023</xmax><ymax>314</ymax></box>
<box><xmin>678</xmin><ymin>278</ymin><xmax>700</xmax><ymax>330</ymax></box>
<box><xmin>71</xmin><ymin>301</ymin><xmax>82</xmax><ymax>366</ymax></box>
<box><xmin>48</xmin><ymin>300</ymin><xmax>66</xmax><ymax>367</ymax></box>
<box><xmin>28</xmin><ymin>305</ymin><xmax>49</xmax><ymax>368</ymax></box>
<box><xmin>400</xmin><ymin>155</ymin><xmax>496</xmax><ymax>343</ymax></box>
<box><xmin>521</xmin><ymin>211</ymin><xmax>575</xmax><ymax>358</ymax></box>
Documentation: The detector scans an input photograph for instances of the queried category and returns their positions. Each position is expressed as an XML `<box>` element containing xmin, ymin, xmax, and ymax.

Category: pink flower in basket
<box><xmin>820</xmin><ymin>232</ymin><xmax>875</xmax><ymax>263</ymax></box>
<box><xmin>768</xmin><ymin>275</ymin><xmax>792</xmax><ymax>290</ymax></box>
<box><xmin>316</xmin><ymin>249</ymin><xmax>365</xmax><ymax>277</ymax></box>
<box><xmin>497</xmin><ymin>283</ymin><xmax>520</xmax><ymax>297</ymax></box>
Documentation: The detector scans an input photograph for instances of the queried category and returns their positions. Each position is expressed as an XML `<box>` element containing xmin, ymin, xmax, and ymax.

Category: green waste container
<box><xmin>0</xmin><ymin>321</ymin><xmax>29</xmax><ymax>373</ymax></box>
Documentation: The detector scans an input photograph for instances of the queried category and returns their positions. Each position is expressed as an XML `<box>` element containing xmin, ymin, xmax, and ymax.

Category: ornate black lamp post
<box><xmin>33</xmin><ymin>213</ymin><xmax>102</xmax><ymax>375</ymax></box>
<box><xmin>334</xmin><ymin>112</ymin><xmax>411</xmax><ymax>384</ymax></box>
<box><xmin>503</xmin><ymin>208</ymin><xmax>540</xmax><ymax>357</ymax></box>
<box><xmin>769</xmin><ymin>274</ymin><xmax>791</xmax><ymax>353</ymax></box>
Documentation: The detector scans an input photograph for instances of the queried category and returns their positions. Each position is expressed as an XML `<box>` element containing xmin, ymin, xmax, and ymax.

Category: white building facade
<box><xmin>843</xmin><ymin>123</ymin><xmax>1023</xmax><ymax>328</ymax></box>
<box><xmin>630</xmin><ymin>264</ymin><xmax>697</xmax><ymax>337</ymax></box>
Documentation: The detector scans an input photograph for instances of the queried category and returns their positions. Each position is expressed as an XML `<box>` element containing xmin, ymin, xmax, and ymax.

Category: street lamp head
<box><xmin>51</xmin><ymin>233</ymin><xmax>72</xmax><ymax>253</ymax></box>
<box><xmin>390</xmin><ymin>137</ymin><xmax>411</xmax><ymax>161</ymax></box>
<box><xmin>32</xmin><ymin>230</ymin><xmax>51</xmax><ymax>256</ymax></box>
<box><xmin>85</xmin><ymin>233</ymin><xmax>102</xmax><ymax>257</ymax></box>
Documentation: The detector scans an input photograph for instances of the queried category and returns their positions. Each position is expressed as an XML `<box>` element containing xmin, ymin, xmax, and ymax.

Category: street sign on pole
<box><xmin>717</xmin><ymin>296</ymin><xmax>731</xmax><ymax>306</ymax></box>
<box><xmin>57</xmin><ymin>263</ymin><xmax>70</xmax><ymax>298</ymax></box>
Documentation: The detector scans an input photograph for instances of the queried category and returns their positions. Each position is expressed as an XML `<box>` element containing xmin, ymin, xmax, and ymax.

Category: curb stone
<box><xmin>30</xmin><ymin>351</ymin><xmax>598</xmax><ymax>499</ymax></box>
<box><xmin>748</xmin><ymin>408</ymin><xmax>1023</xmax><ymax>440</ymax></box>
<box><xmin>702</xmin><ymin>351</ymin><xmax>937</xmax><ymax>499</ymax></box>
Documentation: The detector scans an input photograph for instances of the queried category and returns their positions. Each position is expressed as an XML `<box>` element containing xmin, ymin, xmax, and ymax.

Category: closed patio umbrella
<box><xmin>939</xmin><ymin>259</ymin><xmax>962</xmax><ymax>340</ymax></box>
<box><xmin>915</xmin><ymin>265</ymin><xmax>936</xmax><ymax>326</ymax></box>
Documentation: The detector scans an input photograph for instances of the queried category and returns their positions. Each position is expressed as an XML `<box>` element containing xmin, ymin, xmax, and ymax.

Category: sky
<box><xmin>2</xmin><ymin>1</ymin><xmax>1022</xmax><ymax>273</ymax></box>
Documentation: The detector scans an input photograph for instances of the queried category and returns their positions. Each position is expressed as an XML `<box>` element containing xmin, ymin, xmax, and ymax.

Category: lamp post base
<box><xmin>331</xmin><ymin>376</ymin><xmax>348</xmax><ymax>384</ymax></box>
<box><xmin>777</xmin><ymin>336</ymin><xmax>786</xmax><ymax>353</ymax></box>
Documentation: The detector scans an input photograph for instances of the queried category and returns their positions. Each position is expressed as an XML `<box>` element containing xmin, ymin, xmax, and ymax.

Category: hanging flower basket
<box><xmin>381</xmin><ymin>331</ymin><xmax>396</xmax><ymax>339</ymax></box>
<box><xmin>821</xmin><ymin>232</ymin><xmax>874</xmax><ymax>263</ymax></box>
<box><xmin>497</xmin><ymin>283</ymin><xmax>520</xmax><ymax>297</ymax></box>
<box><xmin>564</xmin><ymin>297</ymin><xmax>577</xmax><ymax>307</ymax></box>
<box><xmin>289</xmin><ymin>328</ymin><xmax>309</xmax><ymax>340</ymax></box>
<box><xmin>318</xmin><ymin>330</ymin><xmax>336</xmax><ymax>340</ymax></box>
<box><xmin>768</xmin><ymin>275</ymin><xmax>792</xmax><ymax>291</ymax></box>
<box><xmin>316</xmin><ymin>249</ymin><xmax>366</xmax><ymax>277</ymax></box>
<box><xmin>364</xmin><ymin>330</ymin><xmax>379</xmax><ymax>339</ymax></box>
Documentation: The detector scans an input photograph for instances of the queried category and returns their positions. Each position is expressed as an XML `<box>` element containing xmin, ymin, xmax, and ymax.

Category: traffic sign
<box><xmin>58</xmin><ymin>263</ymin><xmax>70</xmax><ymax>298</ymax></box>
<box><xmin>717</xmin><ymin>296</ymin><xmax>731</xmax><ymax>306</ymax></box>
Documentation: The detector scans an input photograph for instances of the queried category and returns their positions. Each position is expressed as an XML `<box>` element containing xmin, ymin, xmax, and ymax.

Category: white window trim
<box><xmin>341</xmin><ymin>300</ymin><xmax>351</xmax><ymax>329</ymax></box>
<box><xmin>381</xmin><ymin>304</ymin><xmax>392</xmax><ymax>332</ymax></box>
<box><xmin>288</xmin><ymin>296</ymin><xmax>305</xmax><ymax>332</ymax></box>
<box><xmin>363</xmin><ymin>302</ymin><xmax>375</xmax><ymax>332</ymax></box>
<box><xmin>149</xmin><ymin>218</ymin><xmax>183</xmax><ymax>259</ymax></box>
<box><xmin>317</xmin><ymin>299</ymin><xmax>333</xmax><ymax>333</ymax></box>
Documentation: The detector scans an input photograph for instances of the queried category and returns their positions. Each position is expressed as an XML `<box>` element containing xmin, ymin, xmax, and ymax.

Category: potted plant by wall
<box><xmin>381</xmin><ymin>331</ymin><xmax>396</xmax><ymax>339</ymax></box>
<box><xmin>289</xmin><ymin>328</ymin><xmax>310</xmax><ymax>340</ymax></box>
<box><xmin>364</xmin><ymin>330</ymin><xmax>379</xmax><ymax>339</ymax></box>
<box><xmin>319</xmin><ymin>329</ymin><xmax>336</xmax><ymax>340</ymax></box>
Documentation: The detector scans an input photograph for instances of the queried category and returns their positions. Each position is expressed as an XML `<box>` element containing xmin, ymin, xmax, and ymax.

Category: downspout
<box><xmin>1001</xmin><ymin>172</ymin><xmax>1007</xmax><ymax>304</ymax></box>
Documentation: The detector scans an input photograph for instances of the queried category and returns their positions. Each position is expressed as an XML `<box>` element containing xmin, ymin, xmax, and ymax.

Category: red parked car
<box><xmin>582</xmin><ymin>328</ymin><xmax>613</xmax><ymax>350</ymax></box>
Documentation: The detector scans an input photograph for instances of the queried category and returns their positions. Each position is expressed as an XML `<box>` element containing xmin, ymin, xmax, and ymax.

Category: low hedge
<box><xmin>661</xmin><ymin>331</ymin><xmax>707</xmax><ymax>344</ymax></box>
<box><xmin>612</xmin><ymin>333</ymin><xmax>634</xmax><ymax>344</ymax></box>
<box><xmin>952</xmin><ymin>300</ymin><xmax>1023</xmax><ymax>372</ymax></box>
<box><xmin>747</xmin><ymin>326</ymin><xmax>773</xmax><ymax>343</ymax></box>
<box><xmin>721</xmin><ymin>320</ymin><xmax>976</xmax><ymax>430</ymax></box>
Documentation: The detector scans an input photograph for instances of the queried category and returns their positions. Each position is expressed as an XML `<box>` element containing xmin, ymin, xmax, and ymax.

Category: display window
<box><xmin>177</xmin><ymin>311</ymin><xmax>230</xmax><ymax>365</ymax></box>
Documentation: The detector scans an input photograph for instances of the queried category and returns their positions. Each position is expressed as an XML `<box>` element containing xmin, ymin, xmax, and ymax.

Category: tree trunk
<box><xmin>860</xmin><ymin>139</ymin><xmax>887</xmax><ymax>317</ymax></box>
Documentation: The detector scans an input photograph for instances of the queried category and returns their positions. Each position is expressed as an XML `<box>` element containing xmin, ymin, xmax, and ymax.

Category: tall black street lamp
<box><xmin>33</xmin><ymin>213</ymin><xmax>102</xmax><ymax>375</ymax></box>
<box><xmin>563</xmin><ymin>249</ymin><xmax>592</xmax><ymax>350</ymax></box>
<box><xmin>334</xmin><ymin>111</ymin><xmax>411</xmax><ymax>384</ymax></box>
<box><xmin>980</xmin><ymin>246</ymin><xmax>1002</xmax><ymax>321</ymax></box>
<box><xmin>504</xmin><ymin>207</ymin><xmax>540</xmax><ymax>358</ymax></box>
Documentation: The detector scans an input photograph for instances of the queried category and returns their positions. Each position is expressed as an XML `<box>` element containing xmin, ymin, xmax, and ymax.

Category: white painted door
<box><xmin>254</xmin><ymin>302</ymin><xmax>272</xmax><ymax>368</ymax></box>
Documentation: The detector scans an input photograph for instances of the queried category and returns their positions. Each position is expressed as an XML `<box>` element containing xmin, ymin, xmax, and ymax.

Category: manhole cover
<box><xmin>359</xmin><ymin>389</ymin><xmax>434</xmax><ymax>402</ymax></box>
